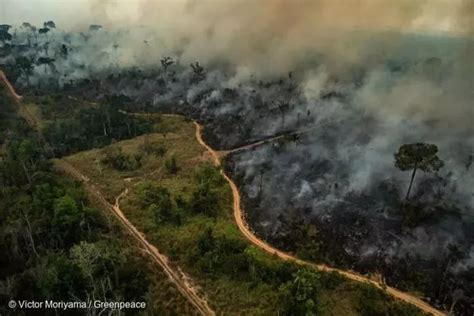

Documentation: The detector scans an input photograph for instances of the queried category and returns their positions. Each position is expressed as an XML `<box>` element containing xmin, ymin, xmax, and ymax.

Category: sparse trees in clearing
<box><xmin>101</xmin><ymin>146</ymin><xmax>142</xmax><ymax>171</ymax></box>
<box><xmin>140</xmin><ymin>135</ymin><xmax>167</xmax><ymax>157</ymax></box>
<box><xmin>138</xmin><ymin>183</ymin><xmax>180</xmax><ymax>225</ymax></box>
<box><xmin>394</xmin><ymin>143</ymin><xmax>444</xmax><ymax>202</ymax></box>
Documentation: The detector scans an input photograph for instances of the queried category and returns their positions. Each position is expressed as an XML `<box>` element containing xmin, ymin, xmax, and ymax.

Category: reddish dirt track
<box><xmin>194</xmin><ymin>122</ymin><xmax>446</xmax><ymax>316</ymax></box>
<box><xmin>0</xmin><ymin>71</ymin><xmax>446</xmax><ymax>316</ymax></box>
<box><xmin>0</xmin><ymin>72</ymin><xmax>214</xmax><ymax>316</ymax></box>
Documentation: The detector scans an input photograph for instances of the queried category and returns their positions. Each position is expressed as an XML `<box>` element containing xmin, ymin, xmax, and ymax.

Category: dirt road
<box><xmin>0</xmin><ymin>72</ymin><xmax>214</xmax><ymax>316</ymax></box>
<box><xmin>54</xmin><ymin>160</ymin><xmax>215</xmax><ymax>316</ymax></box>
<box><xmin>0</xmin><ymin>71</ymin><xmax>445</xmax><ymax>315</ymax></box>
<box><xmin>194</xmin><ymin>121</ymin><xmax>446</xmax><ymax>316</ymax></box>
<box><xmin>0</xmin><ymin>70</ymin><xmax>23</xmax><ymax>102</ymax></box>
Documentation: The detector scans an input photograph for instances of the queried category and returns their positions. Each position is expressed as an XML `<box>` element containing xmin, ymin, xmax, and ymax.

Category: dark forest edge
<box><xmin>0</xmin><ymin>87</ymin><xmax>196</xmax><ymax>314</ymax></box>
<box><xmin>1</xmin><ymin>20</ymin><xmax>470</xmax><ymax>314</ymax></box>
<box><xmin>0</xmin><ymin>85</ymin><xmax>428</xmax><ymax>315</ymax></box>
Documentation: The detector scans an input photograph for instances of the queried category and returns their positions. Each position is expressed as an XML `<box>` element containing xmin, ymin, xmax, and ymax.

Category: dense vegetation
<box><xmin>0</xmin><ymin>82</ymin><xmax>430</xmax><ymax>314</ymax></box>
<box><xmin>30</xmin><ymin>94</ymin><xmax>154</xmax><ymax>157</ymax></box>
<box><xmin>124</xmin><ymin>161</ymin><xmax>426</xmax><ymax>315</ymax></box>
<box><xmin>1</xmin><ymin>18</ymin><xmax>471</xmax><ymax>315</ymax></box>
<box><xmin>59</xmin><ymin>113</ymin><xmax>422</xmax><ymax>315</ymax></box>
<box><xmin>0</xmin><ymin>89</ymin><xmax>194</xmax><ymax>315</ymax></box>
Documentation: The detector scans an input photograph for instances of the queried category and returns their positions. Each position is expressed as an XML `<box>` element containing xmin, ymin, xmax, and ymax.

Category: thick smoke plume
<box><xmin>1</xmin><ymin>0</ymin><xmax>473</xmax><ymax>312</ymax></box>
<box><xmin>87</xmin><ymin>0</ymin><xmax>474</xmax><ymax>73</ymax></box>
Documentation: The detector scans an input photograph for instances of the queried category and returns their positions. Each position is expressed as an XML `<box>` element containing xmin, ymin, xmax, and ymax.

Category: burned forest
<box><xmin>1</xmin><ymin>1</ymin><xmax>473</xmax><ymax>315</ymax></box>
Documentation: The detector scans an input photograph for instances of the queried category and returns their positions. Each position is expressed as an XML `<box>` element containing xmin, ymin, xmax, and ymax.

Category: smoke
<box><xmin>1</xmin><ymin>0</ymin><xmax>473</xmax><ymax>306</ymax></box>
<box><xmin>100</xmin><ymin>0</ymin><xmax>473</xmax><ymax>74</ymax></box>
<box><xmin>6</xmin><ymin>0</ymin><xmax>472</xmax><ymax>72</ymax></box>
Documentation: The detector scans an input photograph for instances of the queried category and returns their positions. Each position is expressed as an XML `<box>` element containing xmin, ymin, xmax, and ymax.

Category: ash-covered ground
<box><xmin>1</xmin><ymin>4</ymin><xmax>473</xmax><ymax>311</ymax></box>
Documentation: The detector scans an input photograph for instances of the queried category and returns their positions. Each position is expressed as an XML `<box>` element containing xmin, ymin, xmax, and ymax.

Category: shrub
<box><xmin>164</xmin><ymin>156</ymin><xmax>178</xmax><ymax>174</ymax></box>
<box><xmin>101</xmin><ymin>146</ymin><xmax>141</xmax><ymax>171</ymax></box>
<box><xmin>279</xmin><ymin>268</ymin><xmax>322</xmax><ymax>316</ymax></box>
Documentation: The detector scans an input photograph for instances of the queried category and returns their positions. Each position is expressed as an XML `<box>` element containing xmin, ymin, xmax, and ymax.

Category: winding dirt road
<box><xmin>54</xmin><ymin>160</ymin><xmax>215</xmax><ymax>316</ymax></box>
<box><xmin>0</xmin><ymin>71</ymin><xmax>446</xmax><ymax>315</ymax></box>
<box><xmin>0</xmin><ymin>72</ymin><xmax>214</xmax><ymax>316</ymax></box>
<box><xmin>194</xmin><ymin>122</ymin><xmax>446</xmax><ymax>316</ymax></box>
<box><xmin>0</xmin><ymin>70</ymin><xmax>23</xmax><ymax>103</ymax></box>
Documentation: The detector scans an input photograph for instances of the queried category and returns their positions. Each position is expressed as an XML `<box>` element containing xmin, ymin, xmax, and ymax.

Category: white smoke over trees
<box><xmin>1</xmin><ymin>1</ymin><xmax>473</xmax><ymax>313</ymax></box>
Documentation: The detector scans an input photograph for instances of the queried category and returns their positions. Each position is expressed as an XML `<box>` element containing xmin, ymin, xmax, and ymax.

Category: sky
<box><xmin>0</xmin><ymin>0</ymin><xmax>472</xmax><ymax>36</ymax></box>
<box><xmin>0</xmin><ymin>0</ymin><xmax>141</xmax><ymax>28</ymax></box>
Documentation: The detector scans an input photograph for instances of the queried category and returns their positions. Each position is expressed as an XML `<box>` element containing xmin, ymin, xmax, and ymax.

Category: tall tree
<box><xmin>43</xmin><ymin>21</ymin><xmax>56</xmax><ymax>29</ymax></box>
<box><xmin>17</xmin><ymin>139</ymin><xmax>40</xmax><ymax>186</ymax></box>
<box><xmin>21</xmin><ymin>22</ymin><xmax>33</xmax><ymax>46</ymax></box>
<box><xmin>53</xmin><ymin>195</ymin><xmax>80</xmax><ymax>227</ymax></box>
<box><xmin>30</xmin><ymin>25</ymin><xmax>38</xmax><ymax>45</ymax></box>
<box><xmin>394</xmin><ymin>143</ymin><xmax>444</xmax><ymax>201</ymax></box>
<box><xmin>15</xmin><ymin>56</ymin><xmax>34</xmax><ymax>87</ymax></box>
<box><xmin>38</xmin><ymin>27</ymin><xmax>50</xmax><ymax>40</ymax></box>
<box><xmin>279</xmin><ymin>268</ymin><xmax>321</xmax><ymax>315</ymax></box>
<box><xmin>89</xmin><ymin>24</ymin><xmax>102</xmax><ymax>32</ymax></box>
<box><xmin>438</xmin><ymin>244</ymin><xmax>465</xmax><ymax>299</ymax></box>
<box><xmin>161</xmin><ymin>56</ymin><xmax>174</xmax><ymax>76</ymax></box>
<box><xmin>148</xmin><ymin>187</ymin><xmax>173</xmax><ymax>224</ymax></box>
<box><xmin>0</xmin><ymin>24</ymin><xmax>12</xmax><ymax>46</ymax></box>
<box><xmin>275</xmin><ymin>99</ymin><xmax>290</xmax><ymax>129</ymax></box>
<box><xmin>37</xmin><ymin>57</ymin><xmax>56</xmax><ymax>74</ymax></box>
<box><xmin>190</xmin><ymin>62</ymin><xmax>205</xmax><ymax>83</ymax></box>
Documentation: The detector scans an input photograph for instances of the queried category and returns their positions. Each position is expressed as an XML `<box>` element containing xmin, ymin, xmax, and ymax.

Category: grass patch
<box><xmin>64</xmin><ymin>115</ymin><xmax>427</xmax><ymax>315</ymax></box>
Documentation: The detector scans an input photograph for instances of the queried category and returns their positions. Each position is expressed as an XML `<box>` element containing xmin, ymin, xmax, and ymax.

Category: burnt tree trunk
<box><xmin>405</xmin><ymin>163</ymin><xmax>417</xmax><ymax>201</ymax></box>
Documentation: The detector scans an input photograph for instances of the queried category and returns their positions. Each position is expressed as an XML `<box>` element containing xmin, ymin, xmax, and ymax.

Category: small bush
<box><xmin>101</xmin><ymin>146</ymin><xmax>141</xmax><ymax>171</ymax></box>
<box><xmin>165</xmin><ymin>155</ymin><xmax>178</xmax><ymax>174</ymax></box>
